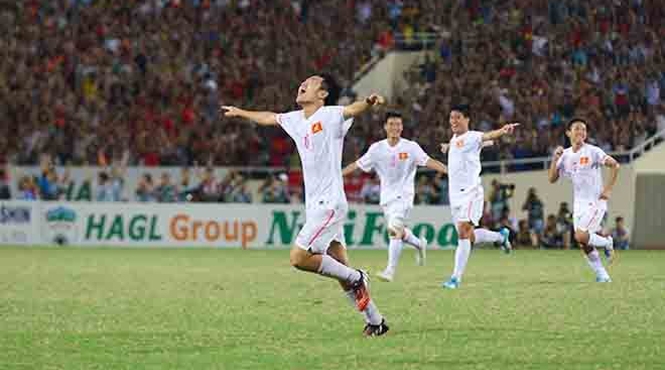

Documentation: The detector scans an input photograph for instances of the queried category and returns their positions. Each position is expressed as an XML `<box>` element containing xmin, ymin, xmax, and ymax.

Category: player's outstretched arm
<box><xmin>343</xmin><ymin>94</ymin><xmax>385</xmax><ymax>119</ymax></box>
<box><xmin>600</xmin><ymin>156</ymin><xmax>620</xmax><ymax>200</ymax></box>
<box><xmin>221</xmin><ymin>106</ymin><xmax>278</xmax><ymax>126</ymax></box>
<box><xmin>482</xmin><ymin>123</ymin><xmax>520</xmax><ymax>141</ymax></box>
<box><xmin>424</xmin><ymin>158</ymin><xmax>448</xmax><ymax>174</ymax></box>
<box><xmin>341</xmin><ymin>162</ymin><xmax>359</xmax><ymax>177</ymax></box>
<box><xmin>548</xmin><ymin>146</ymin><xmax>564</xmax><ymax>183</ymax></box>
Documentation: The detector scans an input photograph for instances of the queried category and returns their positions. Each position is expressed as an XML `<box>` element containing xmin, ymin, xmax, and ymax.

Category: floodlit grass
<box><xmin>1</xmin><ymin>247</ymin><xmax>664</xmax><ymax>370</ymax></box>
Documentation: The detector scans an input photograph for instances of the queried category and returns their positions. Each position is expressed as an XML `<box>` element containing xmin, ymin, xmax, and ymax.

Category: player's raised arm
<box><xmin>600</xmin><ymin>155</ymin><xmax>620</xmax><ymax>200</ymax></box>
<box><xmin>221</xmin><ymin>106</ymin><xmax>278</xmax><ymax>126</ymax></box>
<box><xmin>548</xmin><ymin>146</ymin><xmax>564</xmax><ymax>183</ymax></box>
<box><xmin>481</xmin><ymin>123</ymin><xmax>520</xmax><ymax>141</ymax></box>
<box><xmin>424</xmin><ymin>158</ymin><xmax>448</xmax><ymax>174</ymax></box>
<box><xmin>342</xmin><ymin>162</ymin><xmax>359</xmax><ymax>177</ymax></box>
<box><xmin>343</xmin><ymin>94</ymin><xmax>385</xmax><ymax>119</ymax></box>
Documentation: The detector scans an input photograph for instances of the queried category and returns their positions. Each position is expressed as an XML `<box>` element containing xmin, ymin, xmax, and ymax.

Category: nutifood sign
<box><xmin>265</xmin><ymin>207</ymin><xmax>457</xmax><ymax>249</ymax></box>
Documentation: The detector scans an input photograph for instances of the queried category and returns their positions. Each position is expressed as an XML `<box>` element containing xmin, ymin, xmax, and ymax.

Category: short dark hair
<box><xmin>450</xmin><ymin>104</ymin><xmax>471</xmax><ymax>118</ymax></box>
<box><xmin>616</xmin><ymin>216</ymin><xmax>624</xmax><ymax>223</ymax></box>
<box><xmin>567</xmin><ymin>117</ymin><xmax>588</xmax><ymax>130</ymax></box>
<box><xmin>319</xmin><ymin>73</ymin><xmax>340</xmax><ymax>106</ymax></box>
<box><xmin>384</xmin><ymin>111</ymin><xmax>402</xmax><ymax>122</ymax></box>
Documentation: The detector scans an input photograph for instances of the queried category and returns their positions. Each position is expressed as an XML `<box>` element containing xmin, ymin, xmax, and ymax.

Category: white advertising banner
<box><xmin>0</xmin><ymin>202</ymin><xmax>457</xmax><ymax>249</ymax></box>
<box><xmin>0</xmin><ymin>201</ymin><xmax>40</xmax><ymax>245</ymax></box>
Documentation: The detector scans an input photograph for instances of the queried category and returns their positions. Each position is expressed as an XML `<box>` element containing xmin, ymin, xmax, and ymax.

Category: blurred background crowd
<box><xmin>1</xmin><ymin>0</ymin><xmax>664</xmax><ymax>168</ymax></box>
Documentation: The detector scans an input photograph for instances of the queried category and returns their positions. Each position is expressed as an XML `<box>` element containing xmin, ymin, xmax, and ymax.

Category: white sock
<box><xmin>589</xmin><ymin>234</ymin><xmax>611</xmax><ymax>248</ymax></box>
<box><xmin>318</xmin><ymin>255</ymin><xmax>361</xmax><ymax>283</ymax></box>
<box><xmin>402</xmin><ymin>228</ymin><xmax>421</xmax><ymax>249</ymax></box>
<box><xmin>387</xmin><ymin>238</ymin><xmax>403</xmax><ymax>272</ymax></box>
<box><xmin>586</xmin><ymin>249</ymin><xmax>610</xmax><ymax>279</ymax></box>
<box><xmin>473</xmin><ymin>229</ymin><xmax>503</xmax><ymax>244</ymax></box>
<box><xmin>452</xmin><ymin>239</ymin><xmax>472</xmax><ymax>280</ymax></box>
<box><xmin>344</xmin><ymin>290</ymin><xmax>383</xmax><ymax>325</ymax></box>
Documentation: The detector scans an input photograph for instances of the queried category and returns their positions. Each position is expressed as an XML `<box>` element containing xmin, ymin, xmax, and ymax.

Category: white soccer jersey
<box><xmin>356</xmin><ymin>138</ymin><xmax>430</xmax><ymax>206</ymax></box>
<box><xmin>447</xmin><ymin>130</ymin><xmax>484</xmax><ymax>206</ymax></box>
<box><xmin>556</xmin><ymin>143</ymin><xmax>609</xmax><ymax>204</ymax></box>
<box><xmin>276</xmin><ymin>106</ymin><xmax>350</xmax><ymax>209</ymax></box>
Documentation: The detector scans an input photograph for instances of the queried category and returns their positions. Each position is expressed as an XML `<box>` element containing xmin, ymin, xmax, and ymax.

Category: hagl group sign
<box><xmin>3</xmin><ymin>201</ymin><xmax>457</xmax><ymax>249</ymax></box>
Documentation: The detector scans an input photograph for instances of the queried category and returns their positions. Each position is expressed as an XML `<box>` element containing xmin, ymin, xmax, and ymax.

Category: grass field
<box><xmin>1</xmin><ymin>247</ymin><xmax>664</xmax><ymax>370</ymax></box>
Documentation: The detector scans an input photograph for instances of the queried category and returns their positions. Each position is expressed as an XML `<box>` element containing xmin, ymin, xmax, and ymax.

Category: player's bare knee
<box><xmin>574</xmin><ymin>230</ymin><xmax>588</xmax><ymax>245</ymax></box>
<box><xmin>457</xmin><ymin>223</ymin><xmax>473</xmax><ymax>239</ymax></box>
<box><xmin>387</xmin><ymin>226</ymin><xmax>403</xmax><ymax>239</ymax></box>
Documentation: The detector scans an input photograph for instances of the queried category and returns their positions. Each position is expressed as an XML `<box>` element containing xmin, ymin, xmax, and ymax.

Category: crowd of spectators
<box><xmin>2</xmin><ymin>1</ymin><xmax>664</xmax><ymax>170</ymax></box>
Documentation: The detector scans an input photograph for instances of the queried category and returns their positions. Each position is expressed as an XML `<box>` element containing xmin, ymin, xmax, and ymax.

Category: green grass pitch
<box><xmin>1</xmin><ymin>247</ymin><xmax>664</xmax><ymax>370</ymax></box>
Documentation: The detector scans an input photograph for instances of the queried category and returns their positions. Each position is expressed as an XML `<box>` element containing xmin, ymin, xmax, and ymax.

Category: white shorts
<box><xmin>381</xmin><ymin>199</ymin><xmax>412</xmax><ymax>231</ymax></box>
<box><xmin>450</xmin><ymin>188</ymin><xmax>484</xmax><ymax>227</ymax></box>
<box><xmin>295</xmin><ymin>203</ymin><xmax>347</xmax><ymax>254</ymax></box>
<box><xmin>574</xmin><ymin>199</ymin><xmax>607</xmax><ymax>233</ymax></box>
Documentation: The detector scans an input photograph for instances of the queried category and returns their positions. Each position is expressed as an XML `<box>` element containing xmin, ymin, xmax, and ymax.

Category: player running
<box><xmin>548</xmin><ymin>118</ymin><xmax>619</xmax><ymax>282</ymax></box>
<box><xmin>341</xmin><ymin>111</ymin><xmax>448</xmax><ymax>282</ymax></box>
<box><xmin>441</xmin><ymin>104</ymin><xmax>517</xmax><ymax>289</ymax></box>
<box><xmin>222</xmin><ymin>74</ymin><xmax>389</xmax><ymax>336</ymax></box>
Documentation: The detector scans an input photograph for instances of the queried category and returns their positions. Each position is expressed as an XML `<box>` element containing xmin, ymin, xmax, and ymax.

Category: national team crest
<box><xmin>398</xmin><ymin>152</ymin><xmax>409</xmax><ymax>160</ymax></box>
<box><xmin>580</xmin><ymin>156</ymin><xmax>590</xmax><ymax>165</ymax></box>
<box><xmin>311</xmin><ymin>122</ymin><xmax>323</xmax><ymax>134</ymax></box>
<box><xmin>455</xmin><ymin>139</ymin><xmax>464</xmax><ymax>148</ymax></box>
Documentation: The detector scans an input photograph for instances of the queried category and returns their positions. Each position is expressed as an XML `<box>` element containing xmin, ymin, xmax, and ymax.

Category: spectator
<box><xmin>516</xmin><ymin>219</ymin><xmax>537</xmax><ymax>249</ymax></box>
<box><xmin>17</xmin><ymin>176</ymin><xmax>38</xmax><ymax>201</ymax></box>
<box><xmin>135</xmin><ymin>173</ymin><xmax>156</xmax><ymax>202</ymax></box>
<box><xmin>259</xmin><ymin>175</ymin><xmax>289</xmax><ymax>204</ymax></box>
<box><xmin>522</xmin><ymin>187</ymin><xmax>544</xmax><ymax>236</ymax></box>
<box><xmin>414</xmin><ymin>175</ymin><xmax>437</xmax><ymax>204</ymax></box>
<box><xmin>610</xmin><ymin>216</ymin><xmax>630</xmax><ymax>250</ymax></box>
<box><xmin>230</xmin><ymin>181</ymin><xmax>253</xmax><ymax>203</ymax></box>
<box><xmin>96</xmin><ymin>172</ymin><xmax>113</xmax><ymax>202</ymax></box>
<box><xmin>155</xmin><ymin>173</ymin><xmax>177</xmax><ymax>203</ymax></box>
<box><xmin>96</xmin><ymin>167</ymin><xmax>124</xmax><ymax>202</ymax></box>
<box><xmin>432</xmin><ymin>172</ymin><xmax>449</xmax><ymax>205</ymax></box>
<box><xmin>541</xmin><ymin>214</ymin><xmax>564</xmax><ymax>249</ymax></box>
<box><xmin>178</xmin><ymin>167</ymin><xmax>196</xmax><ymax>202</ymax></box>
<box><xmin>0</xmin><ymin>169</ymin><xmax>11</xmax><ymax>200</ymax></box>
<box><xmin>198</xmin><ymin>168</ymin><xmax>220</xmax><ymax>203</ymax></box>
<box><xmin>289</xmin><ymin>186</ymin><xmax>304</xmax><ymax>204</ymax></box>
<box><xmin>219</xmin><ymin>171</ymin><xmax>245</xmax><ymax>202</ymax></box>
<box><xmin>360</xmin><ymin>175</ymin><xmax>381</xmax><ymax>204</ymax></box>
<box><xmin>489</xmin><ymin>180</ymin><xmax>515</xmax><ymax>226</ymax></box>
<box><xmin>556</xmin><ymin>202</ymin><xmax>573</xmax><ymax>249</ymax></box>
<box><xmin>38</xmin><ymin>167</ymin><xmax>61</xmax><ymax>201</ymax></box>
